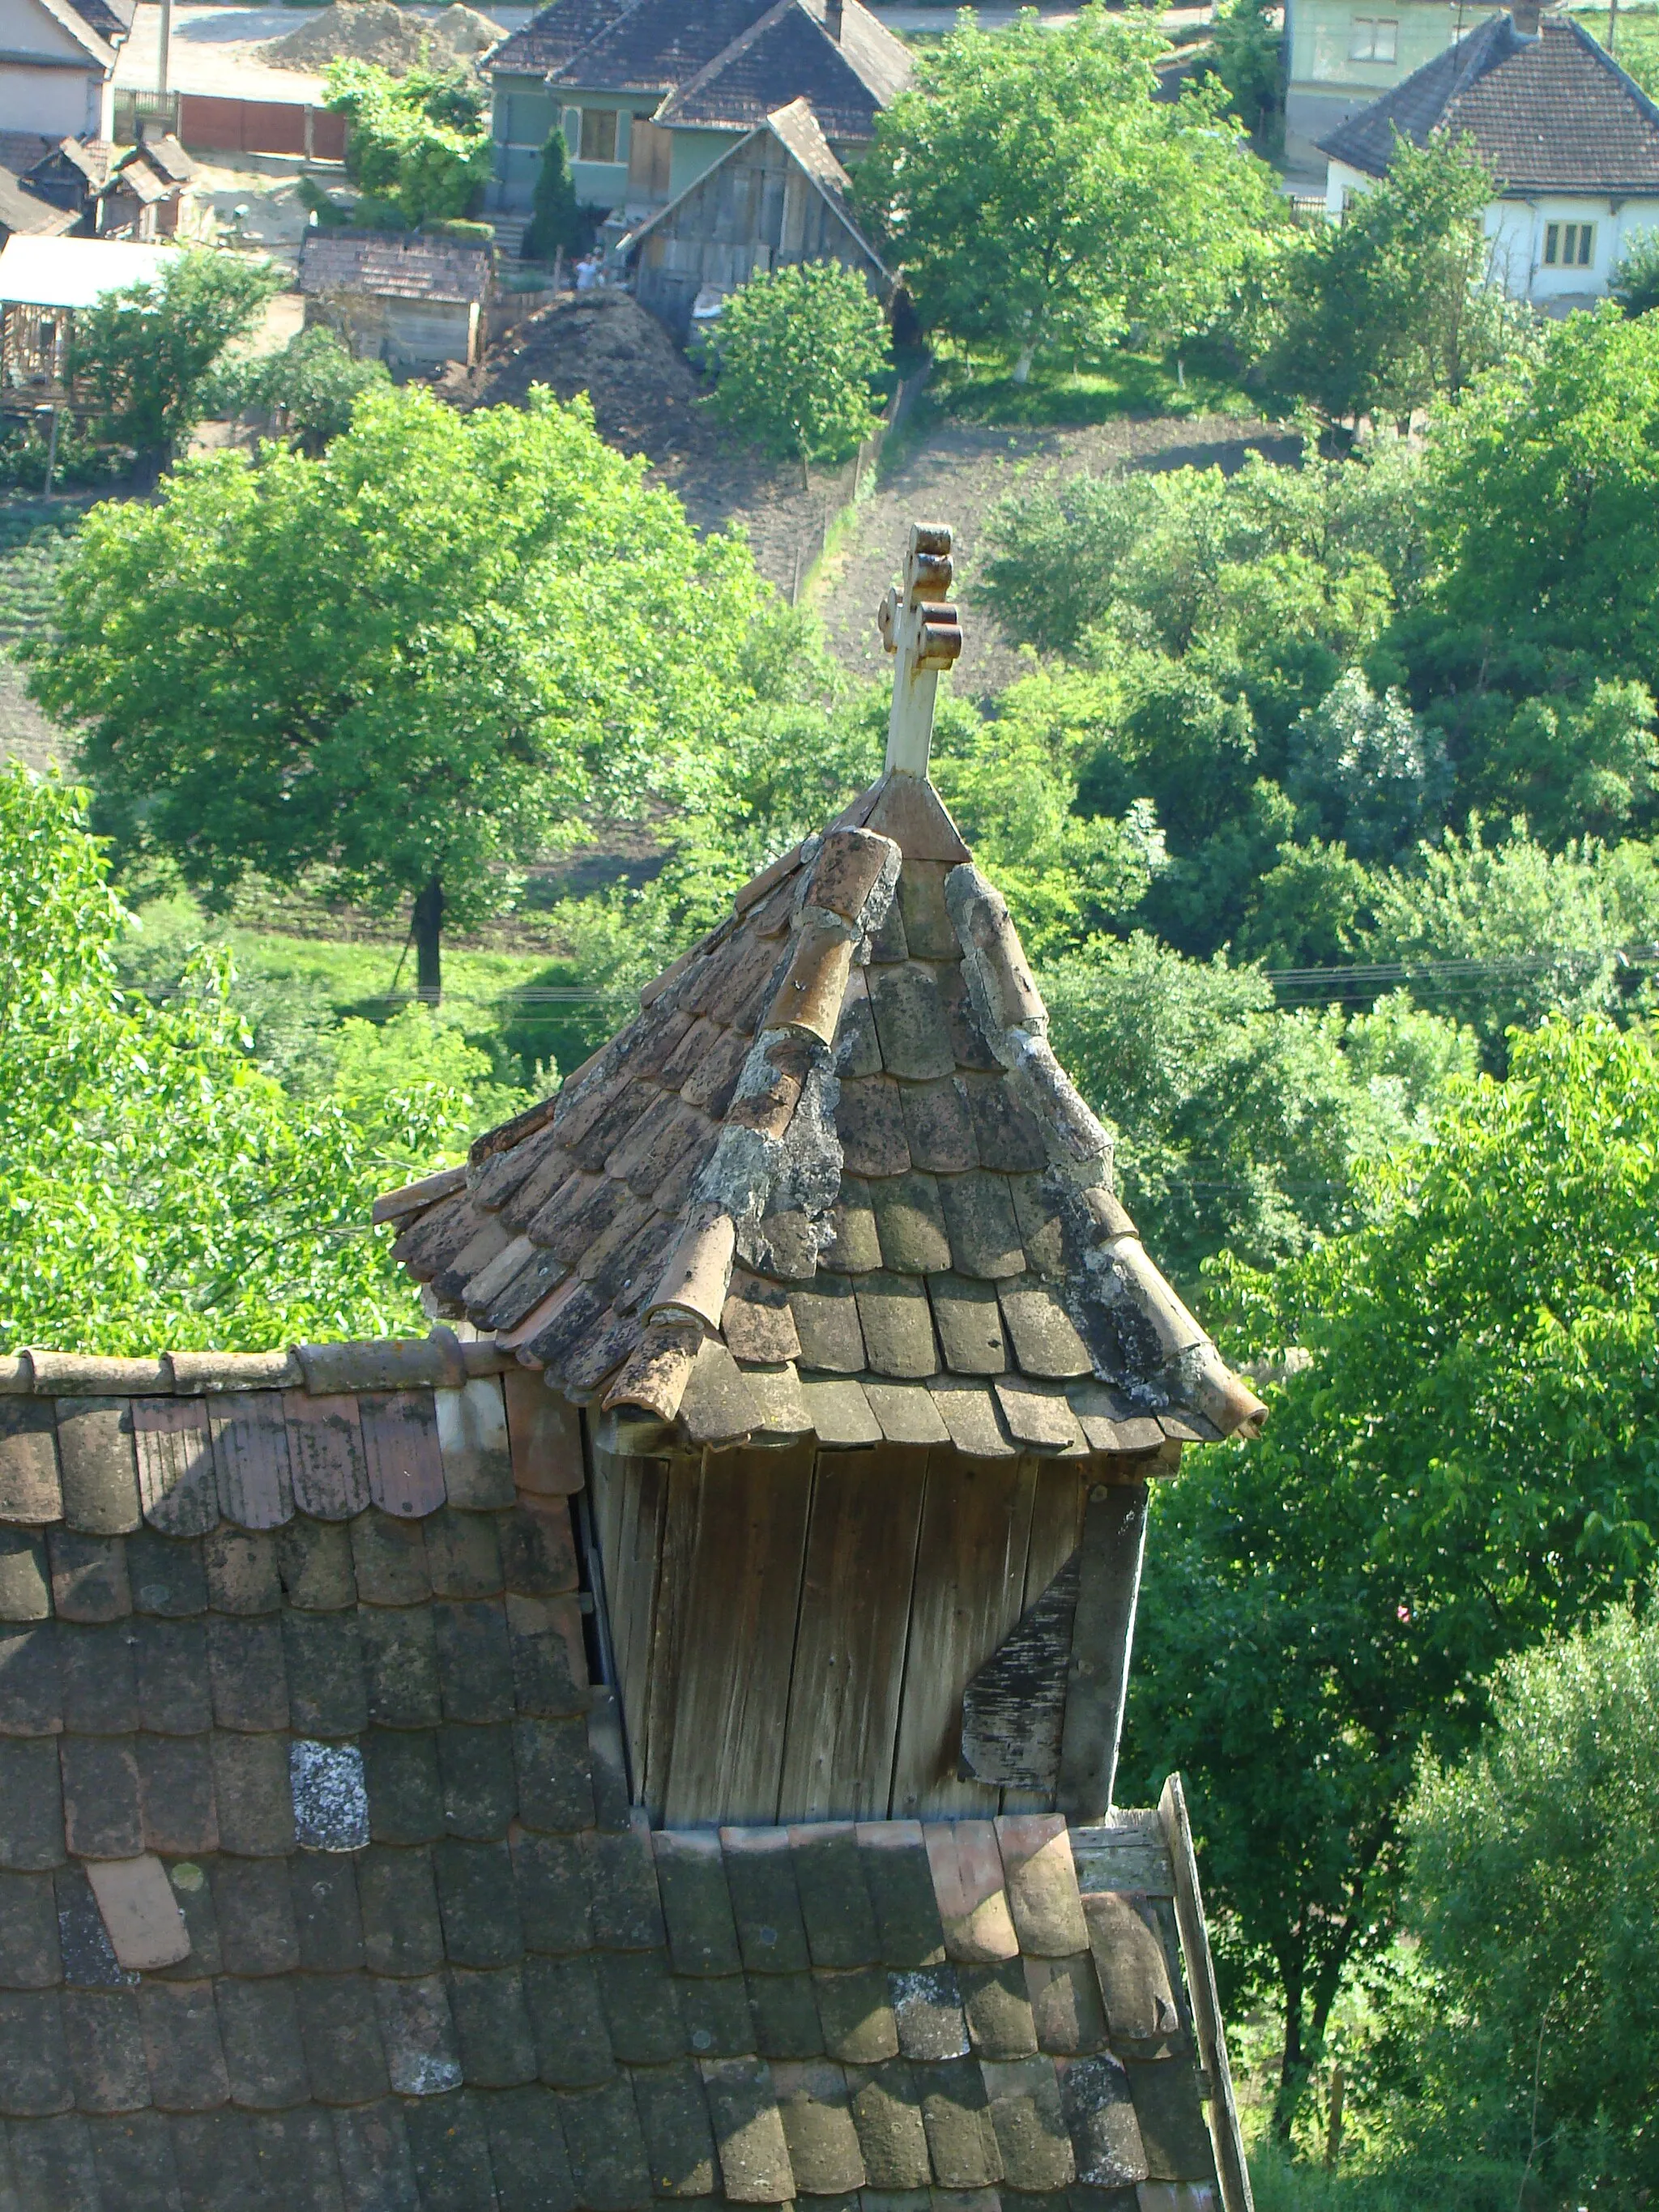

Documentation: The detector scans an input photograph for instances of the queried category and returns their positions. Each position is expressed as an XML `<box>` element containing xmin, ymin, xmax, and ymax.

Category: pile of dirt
<box><xmin>262</xmin><ymin>0</ymin><xmax>502</xmax><ymax>75</ymax></box>
<box><xmin>464</xmin><ymin>291</ymin><xmax>711</xmax><ymax>470</ymax></box>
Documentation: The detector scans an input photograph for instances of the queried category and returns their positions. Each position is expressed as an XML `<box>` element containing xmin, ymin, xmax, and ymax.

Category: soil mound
<box><xmin>467</xmin><ymin>291</ymin><xmax>707</xmax><ymax>467</ymax></box>
<box><xmin>262</xmin><ymin>0</ymin><xmax>501</xmax><ymax>75</ymax></box>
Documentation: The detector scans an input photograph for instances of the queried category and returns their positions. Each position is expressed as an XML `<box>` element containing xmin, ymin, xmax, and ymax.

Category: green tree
<box><xmin>1198</xmin><ymin>0</ymin><xmax>1283</xmax><ymax>153</ymax></box>
<box><xmin>211</xmin><ymin>325</ymin><xmax>390</xmax><ymax>453</ymax></box>
<box><xmin>1365</xmin><ymin>819</ymin><xmax>1659</xmax><ymax>1063</ymax></box>
<box><xmin>1124</xmin><ymin>1016</ymin><xmax>1659</xmax><ymax>2133</ymax></box>
<box><xmin>27</xmin><ymin>385</ymin><xmax>769</xmax><ymax>997</ymax></box>
<box><xmin>1040</xmin><ymin>936</ymin><xmax>1469</xmax><ymax>1281</ymax></box>
<box><xmin>858</xmin><ymin>2</ymin><xmax>1283</xmax><ymax>380</ymax></box>
<box><xmin>68</xmin><ymin>247</ymin><xmax>282</xmax><ymax>461</ymax></box>
<box><xmin>0</xmin><ymin>766</ymin><xmax>459</xmax><ymax>1353</ymax></box>
<box><xmin>325</xmin><ymin>60</ymin><xmax>492</xmax><ymax>225</ymax></box>
<box><xmin>1273</xmin><ymin>133</ymin><xmax>1521</xmax><ymax>425</ymax></box>
<box><xmin>1610</xmin><ymin>224</ymin><xmax>1659</xmax><ymax>315</ymax></box>
<box><xmin>709</xmin><ymin>261</ymin><xmax>888</xmax><ymax>484</ymax></box>
<box><xmin>523</xmin><ymin>124</ymin><xmax>582</xmax><ymax>262</ymax></box>
<box><xmin>1402</xmin><ymin>1605</ymin><xmax>1659</xmax><ymax>2197</ymax></box>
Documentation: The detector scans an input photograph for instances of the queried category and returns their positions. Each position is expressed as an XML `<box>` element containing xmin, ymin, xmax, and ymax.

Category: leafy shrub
<box><xmin>211</xmin><ymin>326</ymin><xmax>390</xmax><ymax>451</ymax></box>
<box><xmin>1610</xmin><ymin>224</ymin><xmax>1659</xmax><ymax>316</ymax></box>
<box><xmin>708</xmin><ymin>260</ymin><xmax>889</xmax><ymax>477</ymax></box>
<box><xmin>1287</xmin><ymin>668</ymin><xmax>1447</xmax><ymax>859</ymax></box>
<box><xmin>324</xmin><ymin>60</ymin><xmax>492</xmax><ymax>226</ymax></box>
<box><xmin>1402</xmin><ymin>1605</ymin><xmax>1659</xmax><ymax>2199</ymax></box>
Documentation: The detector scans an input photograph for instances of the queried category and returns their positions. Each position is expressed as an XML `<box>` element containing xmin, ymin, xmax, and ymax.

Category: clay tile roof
<box><xmin>0</xmin><ymin>1340</ymin><xmax>1235</xmax><ymax>2206</ymax></box>
<box><xmin>655</xmin><ymin>0</ymin><xmax>911</xmax><ymax>138</ymax></box>
<box><xmin>384</xmin><ymin>533</ymin><xmax>1265</xmax><ymax>1465</ymax></box>
<box><xmin>1320</xmin><ymin>11</ymin><xmax>1659</xmax><ymax>191</ymax></box>
<box><xmin>298</xmin><ymin>231</ymin><xmax>493</xmax><ymax>305</ymax></box>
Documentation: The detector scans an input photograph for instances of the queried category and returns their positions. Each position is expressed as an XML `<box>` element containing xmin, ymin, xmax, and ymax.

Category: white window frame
<box><xmin>1347</xmin><ymin>16</ymin><xmax>1397</xmax><ymax>60</ymax></box>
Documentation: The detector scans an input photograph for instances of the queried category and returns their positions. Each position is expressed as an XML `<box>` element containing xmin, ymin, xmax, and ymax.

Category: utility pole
<box><xmin>158</xmin><ymin>0</ymin><xmax>173</xmax><ymax>110</ymax></box>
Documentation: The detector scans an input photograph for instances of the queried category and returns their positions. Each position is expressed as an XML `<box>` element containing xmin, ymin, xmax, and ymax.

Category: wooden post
<box><xmin>1056</xmin><ymin>1480</ymin><xmax>1147</xmax><ymax>1818</ymax></box>
<box><xmin>1160</xmin><ymin>1772</ymin><xmax>1254</xmax><ymax>2212</ymax></box>
<box><xmin>876</xmin><ymin>522</ymin><xmax>962</xmax><ymax>778</ymax></box>
<box><xmin>1324</xmin><ymin>2064</ymin><xmax>1345</xmax><ymax>2172</ymax></box>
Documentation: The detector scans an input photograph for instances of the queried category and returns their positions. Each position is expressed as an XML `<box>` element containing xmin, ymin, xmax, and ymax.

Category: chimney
<box><xmin>1510</xmin><ymin>0</ymin><xmax>1542</xmax><ymax>33</ymax></box>
<box><xmin>825</xmin><ymin>0</ymin><xmax>842</xmax><ymax>37</ymax></box>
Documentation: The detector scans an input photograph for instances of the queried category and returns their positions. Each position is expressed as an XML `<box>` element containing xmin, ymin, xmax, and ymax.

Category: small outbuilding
<box><xmin>0</xmin><ymin>231</ymin><xmax>169</xmax><ymax>408</ymax></box>
<box><xmin>619</xmin><ymin>96</ymin><xmax>891</xmax><ymax>339</ymax></box>
<box><xmin>299</xmin><ymin>230</ymin><xmax>493</xmax><ymax>369</ymax></box>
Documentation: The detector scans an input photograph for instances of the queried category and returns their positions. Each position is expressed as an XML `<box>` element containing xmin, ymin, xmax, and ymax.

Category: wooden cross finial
<box><xmin>878</xmin><ymin>522</ymin><xmax>963</xmax><ymax>779</ymax></box>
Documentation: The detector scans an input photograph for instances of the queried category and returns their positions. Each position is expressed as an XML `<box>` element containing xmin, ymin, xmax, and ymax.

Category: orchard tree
<box><xmin>69</xmin><ymin>247</ymin><xmax>281</xmax><ymax>459</ymax></box>
<box><xmin>1273</xmin><ymin>132</ymin><xmax>1520</xmax><ymax>424</ymax></box>
<box><xmin>212</xmin><ymin>324</ymin><xmax>390</xmax><ymax>452</ymax></box>
<box><xmin>709</xmin><ymin>259</ymin><xmax>888</xmax><ymax>484</ymax></box>
<box><xmin>858</xmin><ymin>3</ymin><xmax>1284</xmax><ymax>380</ymax></box>
<box><xmin>28</xmin><ymin>385</ymin><xmax>770</xmax><ymax>995</ymax></box>
<box><xmin>1121</xmin><ymin>1016</ymin><xmax>1659</xmax><ymax>2136</ymax></box>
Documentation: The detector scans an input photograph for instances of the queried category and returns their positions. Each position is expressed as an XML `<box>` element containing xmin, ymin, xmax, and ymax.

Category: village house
<box><xmin>0</xmin><ymin>0</ymin><xmax>130</xmax><ymax>146</ymax></box>
<box><xmin>1320</xmin><ymin>0</ymin><xmax>1659</xmax><ymax>305</ymax></box>
<box><xmin>485</xmin><ymin>0</ymin><xmax>910</xmax><ymax>231</ymax></box>
<box><xmin>299</xmin><ymin>230</ymin><xmax>494</xmax><ymax>370</ymax></box>
<box><xmin>1283</xmin><ymin>0</ymin><xmax>1503</xmax><ymax>172</ymax></box>
<box><xmin>619</xmin><ymin>96</ymin><xmax>892</xmax><ymax>339</ymax></box>
<box><xmin>0</xmin><ymin>524</ymin><xmax>1266</xmax><ymax>2212</ymax></box>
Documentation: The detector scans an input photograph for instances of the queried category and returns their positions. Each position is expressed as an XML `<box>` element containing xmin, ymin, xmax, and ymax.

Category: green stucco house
<box><xmin>485</xmin><ymin>0</ymin><xmax>911</xmax><ymax>223</ymax></box>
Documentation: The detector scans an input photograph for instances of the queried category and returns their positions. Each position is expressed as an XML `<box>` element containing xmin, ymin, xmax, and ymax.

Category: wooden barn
<box><xmin>0</xmin><ymin>524</ymin><xmax>1265</xmax><ymax>2212</ymax></box>
<box><xmin>299</xmin><ymin>232</ymin><xmax>493</xmax><ymax>370</ymax></box>
<box><xmin>619</xmin><ymin>97</ymin><xmax>891</xmax><ymax>340</ymax></box>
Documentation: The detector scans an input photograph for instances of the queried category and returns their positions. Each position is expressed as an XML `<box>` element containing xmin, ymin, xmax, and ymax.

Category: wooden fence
<box><xmin>175</xmin><ymin>96</ymin><xmax>347</xmax><ymax>162</ymax></box>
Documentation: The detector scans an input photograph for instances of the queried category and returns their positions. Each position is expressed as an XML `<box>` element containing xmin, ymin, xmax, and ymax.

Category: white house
<box><xmin>0</xmin><ymin>0</ymin><xmax>130</xmax><ymax>143</ymax></box>
<box><xmin>1320</xmin><ymin>1</ymin><xmax>1659</xmax><ymax>308</ymax></box>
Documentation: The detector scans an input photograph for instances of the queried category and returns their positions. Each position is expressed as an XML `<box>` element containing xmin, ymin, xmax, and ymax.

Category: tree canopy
<box><xmin>708</xmin><ymin>260</ymin><xmax>889</xmax><ymax>479</ymax></box>
<box><xmin>1123</xmin><ymin>1016</ymin><xmax>1659</xmax><ymax>2130</ymax></box>
<box><xmin>858</xmin><ymin>2</ymin><xmax>1284</xmax><ymax>378</ymax></box>
<box><xmin>1271</xmin><ymin>134</ymin><xmax>1520</xmax><ymax>424</ymax></box>
<box><xmin>1401</xmin><ymin>1605</ymin><xmax>1659</xmax><ymax>2198</ymax></box>
<box><xmin>68</xmin><ymin>248</ymin><xmax>282</xmax><ymax>459</ymax></box>
<box><xmin>26</xmin><ymin>385</ymin><xmax>770</xmax><ymax>994</ymax></box>
<box><xmin>0</xmin><ymin>766</ymin><xmax>458</xmax><ymax>1353</ymax></box>
<box><xmin>324</xmin><ymin>59</ymin><xmax>492</xmax><ymax>225</ymax></box>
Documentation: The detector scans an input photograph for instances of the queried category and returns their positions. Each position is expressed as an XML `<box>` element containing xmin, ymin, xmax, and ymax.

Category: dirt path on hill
<box><xmin>812</xmin><ymin>410</ymin><xmax>1300</xmax><ymax>696</ymax></box>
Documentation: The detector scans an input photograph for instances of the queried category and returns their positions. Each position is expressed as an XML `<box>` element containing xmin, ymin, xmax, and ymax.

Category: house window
<box><xmin>1543</xmin><ymin>220</ymin><xmax>1595</xmax><ymax>267</ymax></box>
<box><xmin>1347</xmin><ymin>16</ymin><xmax>1397</xmax><ymax>58</ymax></box>
<box><xmin>578</xmin><ymin>108</ymin><xmax>618</xmax><ymax>163</ymax></box>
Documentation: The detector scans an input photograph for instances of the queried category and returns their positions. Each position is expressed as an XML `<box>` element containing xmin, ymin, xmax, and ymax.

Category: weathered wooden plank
<box><xmin>132</xmin><ymin>1398</ymin><xmax>219</xmax><ymax>1537</ymax></box>
<box><xmin>592</xmin><ymin>1447</ymin><xmax>669</xmax><ymax>1808</ymax></box>
<box><xmin>209</xmin><ymin>1391</ymin><xmax>295</xmax><ymax>1530</ymax></box>
<box><xmin>959</xmin><ymin>1554</ymin><xmax>1077</xmax><ymax>1792</ymax></box>
<box><xmin>1001</xmin><ymin>1461</ymin><xmax>1087</xmax><ymax>1813</ymax></box>
<box><xmin>889</xmin><ymin>1449</ymin><xmax>1037</xmax><ymax>1818</ymax></box>
<box><xmin>778</xmin><ymin>1444</ymin><xmax>926</xmax><ymax>1823</ymax></box>
<box><xmin>641</xmin><ymin>1450</ymin><xmax>697</xmax><ymax>1825</ymax></box>
<box><xmin>1057</xmin><ymin>1481</ymin><xmax>1149</xmax><ymax>1819</ymax></box>
<box><xmin>657</xmin><ymin>1443</ymin><xmax>817</xmax><ymax>1828</ymax></box>
<box><xmin>1160</xmin><ymin>1774</ymin><xmax>1253</xmax><ymax>2212</ymax></box>
<box><xmin>284</xmin><ymin>1392</ymin><xmax>370</xmax><ymax>1520</ymax></box>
